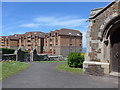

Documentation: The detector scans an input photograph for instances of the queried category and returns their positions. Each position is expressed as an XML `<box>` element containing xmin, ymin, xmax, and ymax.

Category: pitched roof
<box><xmin>45</xmin><ymin>28</ymin><xmax>82</xmax><ymax>37</ymax></box>
<box><xmin>89</xmin><ymin>1</ymin><xmax>116</xmax><ymax>19</ymax></box>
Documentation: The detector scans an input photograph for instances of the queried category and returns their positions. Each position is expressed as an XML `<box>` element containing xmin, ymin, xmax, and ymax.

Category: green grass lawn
<box><xmin>34</xmin><ymin>61</ymin><xmax>67</xmax><ymax>63</ymax></box>
<box><xmin>0</xmin><ymin>61</ymin><xmax>30</xmax><ymax>80</ymax></box>
<box><xmin>56</xmin><ymin>63</ymin><xmax>83</xmax><ymax>74</ymax></box>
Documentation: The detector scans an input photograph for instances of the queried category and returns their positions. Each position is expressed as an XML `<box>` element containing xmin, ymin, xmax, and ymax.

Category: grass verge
<box><xmin>0</xmin><ymin>61</ymin><xmax>30</xmax><ymax>80</ymax></box>
<box><xmin>56</xmin><ymin>63</ymin><xmax>83</xmax><ymax>74</ymax></box>
<box><xmin>34</xmin><ymin>61</ymin><xmax>67</xmax><ymax>63</ymax></box>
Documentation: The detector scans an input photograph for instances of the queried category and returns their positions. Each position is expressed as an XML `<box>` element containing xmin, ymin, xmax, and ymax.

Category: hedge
<box><xmin>0</xmin><ymin>48</ymin><xmax>15</xmax><ymax>54</ymax></box>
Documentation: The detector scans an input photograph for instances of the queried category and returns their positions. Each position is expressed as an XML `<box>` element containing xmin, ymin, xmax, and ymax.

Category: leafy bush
<box><xmin>67</xmin><ymin>53</ymin><xmax>84</xmax><ymax>68</ymax></box>
<box><xmin>0</xmin><ymin>48</ymin><xmax>15</xmax><ymax>54</ymax></box>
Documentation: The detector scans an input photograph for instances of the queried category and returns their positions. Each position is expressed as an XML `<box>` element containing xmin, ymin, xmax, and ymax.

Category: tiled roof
<box><xmin>8</xmin><ymin>35</ymin><xmax>19</xmax><ymax>40</ymax></box>
<box><xmin>58</xmin><ymin>28</ymin><xmax>82</xmax><ymax>36</ymax></box>
<box><xmin>45</xmin><ymin>28</ymin><xmax>82</xmax><ymax>37</ymax></box>
<box><xmin>25</xmin><ymin>31</ymin><xmax>45</xmax><ymax>37</ymax></box>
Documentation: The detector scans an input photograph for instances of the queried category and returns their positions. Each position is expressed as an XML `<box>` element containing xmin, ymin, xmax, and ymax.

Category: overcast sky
<box><xmin>2</xmin><ymin>2</ymin><xmax>109</xmax><ymax>47</ymax></box>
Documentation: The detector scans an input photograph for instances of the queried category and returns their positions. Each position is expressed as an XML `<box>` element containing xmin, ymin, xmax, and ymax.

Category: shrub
<box><xmin>0</xmin><ymin>48</ymin><xmax>15</xmax><ymax>54</ymax></box>
<box><xmin>23</xmin><ymin>50</ymin><xmax>29</xmax><ymax>54</ymax></box>
<box><xmin>67</xmin><ymin>53</ymin><xmax>84</xmax><ymax>68</ymax></box>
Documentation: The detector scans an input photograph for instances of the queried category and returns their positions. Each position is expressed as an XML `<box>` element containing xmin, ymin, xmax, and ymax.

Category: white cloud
<box><xmin>35</xmin><ymin>16</ymin><xmax>87</xmax><ymax>27</ymax></box>
<box><xmin>19</xmin><ymin>15</ymin><xmax>87</xmax><ymax>28</ymax></box>
<box><xmin>34</xmin><ymin>16</ymin><xmax>56</xmax><ymax>23</ymax></box>
<box><xmin>19</xmin><ymin>23</ymin><xmax>41</xmax><ymax>28</ymax></box>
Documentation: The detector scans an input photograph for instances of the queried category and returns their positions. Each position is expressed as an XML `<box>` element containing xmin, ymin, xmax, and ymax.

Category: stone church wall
<box><xmin>84</xmin><ymin>0</ymin><xmax>120</xmax><ymax>75</ymax></box>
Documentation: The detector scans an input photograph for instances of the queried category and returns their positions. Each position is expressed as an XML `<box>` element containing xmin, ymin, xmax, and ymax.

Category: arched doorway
<box><xmin>110</xmin><ymin>27</ymin><xmax>120</xmax><ymax>72</ymax></box>
<box><xmin>101</xmin><ymin>15</ymin><xmax>120</xmax><ymax>73</ymax></box>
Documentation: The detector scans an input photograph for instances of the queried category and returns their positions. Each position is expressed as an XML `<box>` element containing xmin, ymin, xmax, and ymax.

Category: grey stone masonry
<box><xmin>84</xmin><ymin>0</ymin><xmax>120</xmax><ymax>76</ymax></box>
<box><xmin>30</xmin><ymin>48</ymin><xmax>38</xmax><ymax>61</ymax></box>
<box><xmin>14</xmin><ymin>48</ymin><xmax>24</xmax><ymax>62</ymax></box>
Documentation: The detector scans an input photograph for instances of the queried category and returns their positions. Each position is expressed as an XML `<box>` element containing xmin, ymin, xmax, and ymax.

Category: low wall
<box><xmin>2</xmin><ymin>54</ymin><xmax>16</xmax><ymax>61</ymax></box>
<box><xmin>49</xmin><ymin>56</ymin><xmax>65</xmax><ymax>61</ymax></box>
<box><xmin>83</xmin><ymin>61</ymin><xmax>110</xmax><ymax>76</ymax></box>
<box><xmin>37</xmin><ymin>54</ymin><xmax>49</xmax><ymax>61</ymax></box>
<box><xmin>2</xmin><ymin>49</ymin><xmax>30</xmax><ymax>62</ymax></box>
<box><xmin>1</xmin><ymin>49</ymin><xmax>65</xmax><ymax>62</ymax></box>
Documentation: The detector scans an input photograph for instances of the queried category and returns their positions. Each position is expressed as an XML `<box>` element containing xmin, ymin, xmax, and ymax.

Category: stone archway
<box><xmin>102</xmin><ymin>16</ymin><xmax>120</xmax><ymax>73</ymax></box>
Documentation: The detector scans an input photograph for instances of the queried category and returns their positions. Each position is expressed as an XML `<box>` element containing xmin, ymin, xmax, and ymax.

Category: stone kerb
<box><xmin>30</xmin><ymin>49</ymin><xmax>38</xmax><ymax>61</ymax></box>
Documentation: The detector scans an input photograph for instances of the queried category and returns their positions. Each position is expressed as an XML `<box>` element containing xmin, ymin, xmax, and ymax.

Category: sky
<box><xmin>2</xmin><ymin>2</ymin><xmax>109</xmax><ymax>47</ymax></box>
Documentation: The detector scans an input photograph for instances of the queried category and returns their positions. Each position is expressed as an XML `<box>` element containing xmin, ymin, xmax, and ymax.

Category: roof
<box><xmin>0</xmin><ymin>36</ymin><xmax>7</xmax><ymax>38</ymax></box>
<box><xmin>89</xmin><ymin>1</ymin><xmax>116</xmax><ymax>19</ymax></box>
<box><xmin>8</xmin><ymin>35</ymin><xmax>19</xmax><ymax>40</ymax></box>
<box><xmin>25</xmin><ymin>31</ymin><xmax>45</xmax><ymax>37</ymax></box>
<box><xmin>45</xmin><ymin>28</ymin><xmax>82</xmax><ymax>37</ymax></box>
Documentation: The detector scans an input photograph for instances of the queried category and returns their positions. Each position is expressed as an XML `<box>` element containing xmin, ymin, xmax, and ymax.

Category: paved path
<box><xmin>2</xmin><ymin>62</ymin><xmax>118</xmax><ymax>88</ymax></box>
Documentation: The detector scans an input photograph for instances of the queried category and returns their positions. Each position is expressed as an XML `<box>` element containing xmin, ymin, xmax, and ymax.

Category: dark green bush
<box><xmin>0</xmin><ymin>48</ymin><xmax>15</xmax><ymax>54</ymax></box>
<box><xmin>67</xmin><ymin>53</ymin><xmax>84</xmax><ymax>68</ymax></box>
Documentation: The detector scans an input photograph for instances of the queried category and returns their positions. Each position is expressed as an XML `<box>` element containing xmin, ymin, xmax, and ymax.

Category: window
<box><xmin>53</xmin><ymin>49</ymin><xmax>55</xmax><ymax>54</ymax></box>
<box><xmin>55</xmin><ymin>32</ymin><xmax>57</xmax><ymax>37</ymax></box>
<box><xmin>50</xmin><ymin>33</ymin><xmax>51</xmax><ymax>36</ymax></box>
<box><xmin>28</xmin><ymin>45</ymin><xmax>31</xmax><ymax>46</ymax></box>
<box><xmin>50</xmin><ymin>44</ymin><xmax>52</xmax><ymax>46</ymax></box>
<box><xmin>28</xmin><ymin>40</ymin><xmax>31</xmax><ymax>42</ymax></box>
<box><xmin>79</xmin><ymin>44</ymin><xmax>82</xmax><ymax>46</ymax></box>
<box><xmin>50</xmin><ymin>39</ymin><xmax>52</xmax><ymax>41</ymax></box>
<box><xmin>70</xmin><ymin>44</ymin><xmax>72</xmax><ymax>46</ymax></box>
